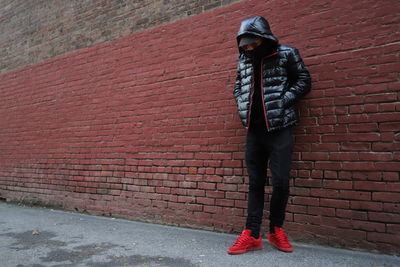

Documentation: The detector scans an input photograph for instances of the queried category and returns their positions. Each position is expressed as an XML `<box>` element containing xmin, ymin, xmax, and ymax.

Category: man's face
<box><xmin>242</xmin><ymin>39</ymin><xmax>262</xmax><ymax>51</ymax></box>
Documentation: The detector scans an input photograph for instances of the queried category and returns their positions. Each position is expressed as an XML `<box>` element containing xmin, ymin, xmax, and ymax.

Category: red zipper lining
<box><xmin>247</xmin><ymin>52</ymin><xmax>278</xmax><ymax>131</ymax></box>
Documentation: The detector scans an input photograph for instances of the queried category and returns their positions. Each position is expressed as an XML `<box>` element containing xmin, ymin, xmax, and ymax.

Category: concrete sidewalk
<box><xmin>0</xmin><ymin>203</ymin><xmax>398</xmax><ymax>267</ymax></box>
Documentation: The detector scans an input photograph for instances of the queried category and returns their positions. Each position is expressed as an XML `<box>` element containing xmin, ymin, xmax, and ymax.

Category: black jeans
<box><xmin>245</xmin><ymin>125</ymin><xmax>293</xmax><ymax>236</ymax></box>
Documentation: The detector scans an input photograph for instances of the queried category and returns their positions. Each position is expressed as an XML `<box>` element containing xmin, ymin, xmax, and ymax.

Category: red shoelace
<box><xmin>232</xmin><ymin>233</ymin><xmax>252</xmax><ymax>247</ymax></box>
<box><xmin>274</xmin><ymin>228</ymin><xmax>290</xmax><ymax>245</ymax></box>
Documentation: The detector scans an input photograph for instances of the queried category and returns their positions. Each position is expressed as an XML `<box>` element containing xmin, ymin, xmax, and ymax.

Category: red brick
<box><xmin>359</xmin><ymin>152</ymin><xmax>393</xmax><ymax>161</ymax></box>
<box><xmin>323</xmin><ymin>180</ymin><xmax>352</xmax><ymax>190</ymax></box>
<box><xmin>196</xmin><ymin>197</ymin><xmax>215</xmax><ymax>205</ymax></box>
<box><xmin>310</xmin><ymin>188</ymin><xmax>339</xmax><ymax>198</ymax></box>
<box><xmin>387</xmin><ymin>224</ymin><xmax>400</xmax><ymax>234</ymax></box>
<box><xmin>197</xmin><ymin>182</ymin><xmax>216</xmax><ymax>190</ymax></box>
<box><xmin>216</xmin><ymin>183</ymin><xmax>237</xmax><ymax>191</ymax></box>
<box><xmin>215</xmin><ymin>199</ymin><xmax>234</xmax><ymax>207</ymax></box>
<box><xmin>320</xmin><ymin>199</ymin><xmax>350</xmax><ymax>209</ymax></box>
<box><xmin>206</xmin><ymin>191</ymin><xmax>225</xmax><ymax>199</ymax></box>
<box><xmin>315</xmin><ymin>162</ymin><xmax>342</xmax><ymax>171</ymax></box>
<box><xmin>291</xmin><ymin>196</ymin><xmax>319</xmax><ymax>206</ymax></box>
<box><xmin>372</xmin><ymin>142</ymin><xmax>400</xmax><ymax>152</ymax></box>
<box><xmin>308</xmin><ymin>206</ymin><xmax>335</xmax><ymax>217</ymax></box>
<box><xmin>372</xmin><ymin>192</ymin><xmax>400</xmax><ymax>202</ymax></box>
<box><xmin>287</xmin><ymin>204</ymin><xmax>308</xmax><ymax>214</ymax></box>
<box><xmin>342</xmin><ymin>162</ymin><xmax>378</xmax><ymax>171</ymax></box>
<box><xmin>352</xmin><ymin>171</ymin><xmax>382</xmax><ymax>181</ymax></box>
<box><xmin>353</xmin><ymin>182</ymin><xmax>385</xmax><ymax>191</ymax></box>
<box><xmin>321</xmin><ymin>216</ymin><xmax>353</xmax><ymax>229</ymax></box>
<box><xmin>336</xmin><ymin>209</ymin><xmax>368</xmax><ymax>220</ymax></box>
<box><xmin>301</xmin><ymin>152</ymin><xmax>329</xmax><ymax>161</ymax></box>
<box><xmin>383</xmin><ymin>203</ymin><xmax>400</xmax><ymax>213</ymax></box>
<box><xmin>367</xmin><ymin>232</ymin><xmax>400</xmax><ymax>245</ymax></box>
<box><xmin>329</xmin><ymin>152</ymin><xmax>358</xmax><ymax>161</ymax></box>
<box><xmin>368</xmin><ymin>212</ymin><xmax>400</xmax><ymax>223</ymax></box>
<box><xmin>294</xmin><ymin>178</ymin><xmax>321</xmax><ymax>188</ymax></box>
<box><xmin>339</xmin><ymin>191</ymin><xmax>371</xmax><ymax>200</ymax></box>
<box><xmin>291</xmin><ymin>187</ymin><xmax>310</xmax><ymax>196</ymax></box>
<box><xmin>382</xmin><ymin>172</ymin><xmax>399</xmax><ymax>181</ymax></box>
<box><xmin>375</xmin><ymin>162</ymin><xmax>400</xmax><ymax>171</ymax></box>
<box><xmin>225</xmin><ymin>192</ymin><xmax>245</xmax><ymax>200</ymax></box>
<box><xmin>348</xmin><ymin>123</ymin><xmax>378</xmax><ymax>132</ymax></box>
<box><xmin>311</xmin><ymin>143</ymin><xmax>340</xmax><ymax>152</ymax></box>
<box><xmin>324</xmin><ymin>170</ymin><xmax>338</xmax><ymax>179</ymax></box>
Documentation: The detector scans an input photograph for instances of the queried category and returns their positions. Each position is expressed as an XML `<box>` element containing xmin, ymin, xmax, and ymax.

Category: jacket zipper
<box><xmin>259</xmin><ymin>52</ymin><xmax>278</xmax><ymax>131</ymax></box>
<box><xmin>260</xmin><ymin>56</ymin><xmax>270</xmax><ymax>132</ymax></box>
<box><xmin>246</xmin><ymin>52</ymin><xmax>278</xmax><ymax>130</ymax></box>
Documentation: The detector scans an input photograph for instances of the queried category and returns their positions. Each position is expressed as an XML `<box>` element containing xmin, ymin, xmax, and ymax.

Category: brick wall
<box><xmin>1</xmin><ymin>0</ymin><xmax>399</xmax><ymax>254</ymax></box>
<box><xmin>0</xmin><ymin>0</ymin><xmax>243</xmax><ymax>74</ymax></box>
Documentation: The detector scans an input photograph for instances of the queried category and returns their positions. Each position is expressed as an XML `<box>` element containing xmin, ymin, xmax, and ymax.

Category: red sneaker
<box><xmin>227</xmin><ymin>230</ymin><xmax>262</xmax><ymax>255</ymax></box>
<box><xmin>268</xmin><ymin>227</ymin><xmax>293</xmax><ymax>252</ymax></box>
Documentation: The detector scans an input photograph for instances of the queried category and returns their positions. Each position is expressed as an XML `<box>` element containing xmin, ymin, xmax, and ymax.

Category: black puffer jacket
<box><xmin>233</xmin><ymin>16</ymin><xmax>311</xmax><ymax>132</ymax></box>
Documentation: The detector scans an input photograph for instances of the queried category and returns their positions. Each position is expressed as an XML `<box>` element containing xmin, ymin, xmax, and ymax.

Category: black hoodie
<box><xmin>237</xmin><ymin>16</ymin><xmax>279</xmax><ymax>55</ymax></box>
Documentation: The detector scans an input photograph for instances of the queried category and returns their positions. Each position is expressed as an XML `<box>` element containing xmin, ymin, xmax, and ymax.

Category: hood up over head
<box><xmin>237</xmin><ymin>16</ymin><xmax>279</xmax><ymax>54</ymax></box>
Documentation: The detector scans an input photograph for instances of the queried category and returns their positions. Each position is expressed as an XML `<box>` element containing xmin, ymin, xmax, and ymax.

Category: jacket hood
<box><xmin>237</xmin><ymin>16</ymin><xmax>279</xmax><ymax>53</ymax></box>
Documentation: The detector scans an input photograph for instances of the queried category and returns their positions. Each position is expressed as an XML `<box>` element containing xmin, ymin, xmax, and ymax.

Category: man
<box><xmin>228</xmin><ymin>16</ymin><xmax>311</xmax><ymax>255</ymax></box>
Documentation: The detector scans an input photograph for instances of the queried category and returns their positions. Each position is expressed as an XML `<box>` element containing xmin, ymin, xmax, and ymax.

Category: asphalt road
<box><xmin>0</xmin><ymin>203</ymin><xmax>398</xmax><ymax>267</ymax></box>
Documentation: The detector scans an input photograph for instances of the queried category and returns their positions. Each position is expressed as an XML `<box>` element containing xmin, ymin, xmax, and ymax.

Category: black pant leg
<box><xmin>268</xmin><ymin>127</ymin><xmax>293</xmax><ymax>230</ymax></box>
<box><xmin>245</xmin><ymin>130</ymin><xmax>269</xmax><ymax>236</ymax></box>
<box><xmin>269</xmin><ymin>186</ymin><xmax>290</xmax><ymax>230</ymax></box>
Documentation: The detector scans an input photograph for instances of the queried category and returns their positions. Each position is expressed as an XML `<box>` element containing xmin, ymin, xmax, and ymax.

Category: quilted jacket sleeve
<box><xmin>283</xmin><ymin>48</ymin><xmax>311</xmax><ymax>107</ymax></box>
<box><xmin>233</xmin><ymin>61</ymin><xmax>241</xmax><ymax>101</ymax></box>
